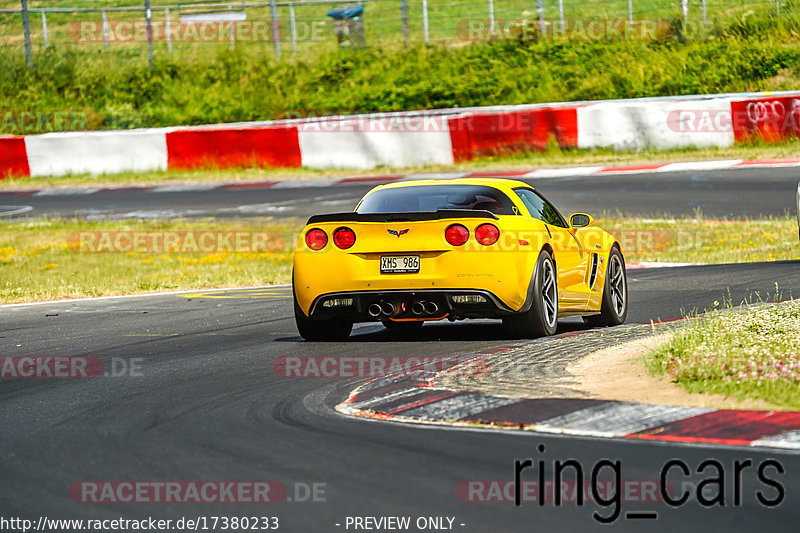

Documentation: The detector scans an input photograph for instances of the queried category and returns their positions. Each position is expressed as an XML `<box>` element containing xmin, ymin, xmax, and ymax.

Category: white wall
<box><xmin>577</xmin><ymin>99</ymin><xmax>735</xmax><ymax>151</ymax></box>
<box><xmin>297</xmin><ymin>117</ymin><xmax>455</xmax><ymax>169</ymax></box>
<box><xmin>25</xmin><ymin>129</ymin><xmax>169</xmax><ymax>177</ymax></box>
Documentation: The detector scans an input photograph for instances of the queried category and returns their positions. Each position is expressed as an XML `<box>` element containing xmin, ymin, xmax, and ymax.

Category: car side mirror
<box><xmin>569</xmin><ymin>213</ymin><xmax>593</xmax><ymax>228</ymax></box>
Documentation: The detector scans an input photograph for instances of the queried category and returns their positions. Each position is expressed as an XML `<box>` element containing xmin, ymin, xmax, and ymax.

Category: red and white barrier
<box><xmin>167</xmin><ymin>125</ymin><xmax>300</xmax><ymax>170</ymax></box>
<box><xmin>297</xmin><ymin>116</ymin><xmax>455</xmax><ymax>169</ymax></box>
<box><xmin>576</xmin><ymin>98</ymin><xmax>735</xmax><ymax>150</ymax></box>
<box><xmin>1</xmin><ymin>91</ymin><xmax>799</xmax><ymax>179</ymax></box>
<box><xmin>24</xmin><ymin>129</ymin><xmax>169</xmax><ymax>177</ymax></box>
<box><xmin>0</xmin><ymin>136</ymin><xmax>29</xmax><ymax>177</ymax></box>
<box><xmin>449</xmin><ymin>107</ymin><xmax>579</xmax><ymax>161</ymax></box>
<box><xmin>731</xmin><ymin>95</ymin><xmax>800</xmax><ymax>143</ymax></box>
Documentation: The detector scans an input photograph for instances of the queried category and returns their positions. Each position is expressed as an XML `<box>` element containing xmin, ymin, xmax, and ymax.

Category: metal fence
<box><xmin>0</xmin><ymin>0</ymin><xmax>796</xmax><ymax>65</ymax></box>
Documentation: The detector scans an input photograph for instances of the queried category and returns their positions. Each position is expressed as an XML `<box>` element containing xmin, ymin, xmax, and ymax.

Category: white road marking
<box><xmin>523</xmin><ymin>166</ymin><xmax>604</xmax><ymax>178</ymax></box>
<box><xmin>0</xmin><ymin>205</ymin><xmax>33</xmax><ymax>217</ymax></box>
<box><xmin>34</xmin><ymin>188</ymin><xmax>101</xmax><ymax>196</ymax></box>
<box><xmin>83</xmin><ymin>209</ymin><xmax>206</xmax><ymax>219</ymax></box>
<box><xmin>151</xmin><ymin>183</ymin><xmax>222</xmax><ymax>193</ymax></box>
<box><xmin>401</xmin><ymin>172</ymin><xmax>472</xmax><ymax>180</ymax></box>
<box><xmin>217</xmin><ymin>205</ymin><xmax>295</xmax><ymax>214</ymax></box>
<box><xmin>272</xmin><ymin>178</ymin><xmax>340</xmax><ymax>188</ymax></box>
<box><xmin>319</xmin><ymin>199</ymin><xmax>356</xmax><ymax>206</ymax></box>
<box><xmin>626</xmin><ymin>262</ymin><xmax>702</xmax><ymax>269</ymax></box>
<box><xmin>0</xmin><ymin>284</ymin><xmax>290</xmax><ymax>309</ymax></box>
<box><xmin>655</xmin><ymin>160</ymin><xmax>743</xmax><ymax>172</ymax></box>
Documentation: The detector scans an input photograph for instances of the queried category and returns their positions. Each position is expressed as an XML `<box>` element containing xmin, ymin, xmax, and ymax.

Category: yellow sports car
<box><xmin>292</xmin><ymin>178</ymin><xmax>627</xmax><ymax>341</ymax></box>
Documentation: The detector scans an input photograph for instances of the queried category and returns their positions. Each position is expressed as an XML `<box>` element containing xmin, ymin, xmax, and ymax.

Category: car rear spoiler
<box><xmin>306</xmin><ymin>209</ymin><xmax>499</xmax><ymax>225</ymax></box>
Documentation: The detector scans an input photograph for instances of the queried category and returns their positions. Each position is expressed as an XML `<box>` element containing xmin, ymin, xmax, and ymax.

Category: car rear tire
<box><xmin>583</xmin><ymin>247</ymin><xmax>627</xmax><ymax>328</ymax></box>
<box><xmin>382</xmin><ymin>320</ymin><xmax>424</xmax><ymax>330</ymax></box>
<box><xmin>503</xmin><ymin>250</ymin><xmax>559</xmax><ymax>339</ymax></box>
<box><xmin>293</xmin><ymin>287</ymin><xmax>353</xmax><ymax>341</ymax></box>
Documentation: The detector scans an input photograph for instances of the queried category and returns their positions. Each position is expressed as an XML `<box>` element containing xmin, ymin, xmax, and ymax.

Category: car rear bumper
<box><xmin>306</xmin><ymin>288</ymin><xmax>519</xmax><ymax>322</ymax></box>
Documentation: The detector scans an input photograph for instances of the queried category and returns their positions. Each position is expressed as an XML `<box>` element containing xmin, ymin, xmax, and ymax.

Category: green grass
<box><xmin>1</xmin><ymin>214</ymin><xmax>797</xmax><ymax>304</ymax></box>
<box><xmin>646</xmin><ymin>297</ymin><xmax>800</xmax><ymax>409</ymax></box>
<box><xmin>2</xmin><ymin>0</ymin><xmax>796</xmax><ymax>56</ymax></box>
<box><xmin>2</xmin><ymin>9</ymin><xmax>800</xmax><ymax>135</ymax></box>
<box><xmin>597</xmin><ymin>213</ymin><xmax>800</xmax><ymax>264</ymax></box>
<box><xmin>0</xmin><ymin>217</ymin><xmax>298</xmax><ymax>303</ymax></box>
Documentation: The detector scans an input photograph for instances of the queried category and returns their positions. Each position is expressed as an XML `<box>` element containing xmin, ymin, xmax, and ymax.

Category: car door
<box><xmin>513</xmin><ymin>188</ymin><xmax>590</xmax><ymax>308</ymax></box>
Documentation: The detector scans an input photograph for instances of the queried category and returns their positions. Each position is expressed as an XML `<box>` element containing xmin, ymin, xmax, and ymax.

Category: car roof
<box><xmin>370</xmin><ymin>177</ymin><xmax>533</xmax><ymax>191</ymax></box>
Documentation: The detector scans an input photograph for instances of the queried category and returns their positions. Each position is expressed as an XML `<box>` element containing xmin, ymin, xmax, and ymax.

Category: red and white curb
<box><xmin>337</xmin><ymin>373</ymin><xmax>800</xmax><ymax>450</ymax></box>
<box><xmin>2</xmin><ymin>156</ymin><xmax>798</xmax><ymax>197</ymax></box>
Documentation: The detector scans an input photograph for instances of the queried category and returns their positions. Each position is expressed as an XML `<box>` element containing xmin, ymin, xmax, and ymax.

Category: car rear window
<box><xmin>356</xmin><ymin>185</ymin><xmax>516</xmax><ymax>215</ymax></box>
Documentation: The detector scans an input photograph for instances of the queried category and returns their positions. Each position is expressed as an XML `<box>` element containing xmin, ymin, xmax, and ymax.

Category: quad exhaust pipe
<box><xmin>412</xmin><ymin>300</ymin><xmax>439</xmax><ymax>316</ymax></box>
<box><xmin>370</xmin><ymin>300</ymin><xmax>440</xmax><ymax>318</ymax></box>
<box><xmin>369</xmin><ymin>302</ymin><xmax>396</xmax><ymax>317</ymax></box>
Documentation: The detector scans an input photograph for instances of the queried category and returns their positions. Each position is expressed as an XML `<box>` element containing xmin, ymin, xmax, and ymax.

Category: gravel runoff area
<box><xmin>431</xmin><ymin>322</ymin><xmax>678</xmax><ymax>399</ymax></box>
<box><xmin>433</xmin><ymin>300</ymin><xmax>800</xmax><ymax>410</ymax></box>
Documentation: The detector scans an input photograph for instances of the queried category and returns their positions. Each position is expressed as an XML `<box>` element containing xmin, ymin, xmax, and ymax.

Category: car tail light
<box><xmin>333</xmin><ymin>227</ymin><xmax>356</xmax><ymax>249</ymax></box>
<box><xmin>305</xmin><ymin>229</ymin><xmax>328</xmax><ymax>250</ymax></box>
<box><xmin>445</xmin><ymin>224</ymin><xmax>469</xmax><ymax>246</ymax></box>
<box><xmin>475</xmin><ymin>223</ymin><xmax>500</xmax><ymax>246</ymax></box>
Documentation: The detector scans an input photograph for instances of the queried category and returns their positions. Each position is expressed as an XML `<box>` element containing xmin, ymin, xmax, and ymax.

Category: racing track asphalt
<box><xmin>1</xmin><ymin>168</ymin><xmax>800</xmax><ymax>532</ymax></box>
<box><xmin>2</xmin><ymin>166</ymin><xmax>799</xmax><ymax>220</ymax></box>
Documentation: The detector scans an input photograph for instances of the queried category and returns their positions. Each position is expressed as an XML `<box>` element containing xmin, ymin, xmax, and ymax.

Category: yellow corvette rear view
<box><xmin>293</xmin><ymin>178</ymin><xmax>627</xmax><ymax>340</ymax></box>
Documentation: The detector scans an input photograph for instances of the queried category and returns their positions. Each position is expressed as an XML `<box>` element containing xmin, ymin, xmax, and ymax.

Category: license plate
<box><xmin>380</xmin><ymin>255</ymin><xmax>420</xmax><ymax>274</ymax></box>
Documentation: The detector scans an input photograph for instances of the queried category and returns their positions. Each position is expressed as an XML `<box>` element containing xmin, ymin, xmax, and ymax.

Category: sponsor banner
<box><xmin>731</xmin><ymin>96</ymin><xmax>800</xmax><ymax>142</ymax></box>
